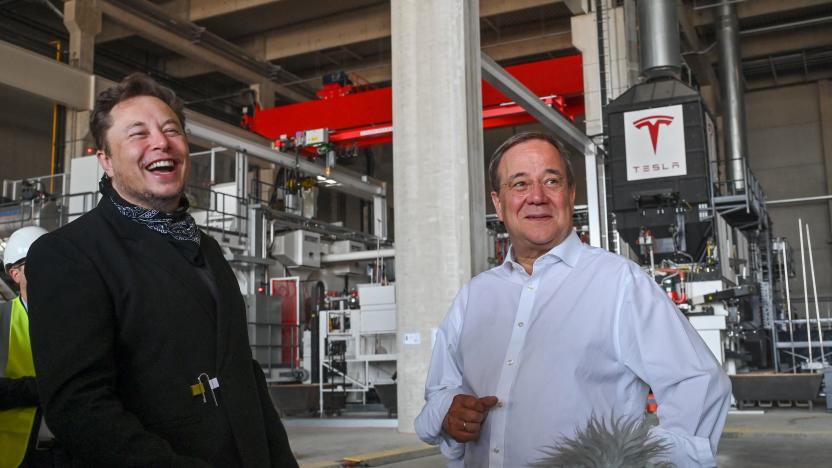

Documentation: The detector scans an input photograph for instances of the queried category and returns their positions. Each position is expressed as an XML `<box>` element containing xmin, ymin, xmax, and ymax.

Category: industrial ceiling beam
<box><xmin>677</xmin><ymin>0</ymin><xmax>722</xmax><ymax>107</ymax></box>
<box><xmin>0</xmin><ymin>39</ymin><xmax>384</xmax><ymax>201</ymax></box>
<box><xmin>745</xmin><ymin>68</ymin><xmax>832</xmax><ymax>91</ymax></box>
<box><xmin>309</xmin><ymin>26</ymin><xmax>573</xmax><ymax>88</ymax></box>
<box><xmin>98</xmin><ymin>0</ymin><xmax>290</xmax><ymax>42</ymax></box>
<box><xmin>160</xmin><ymin>0</ymin><xmax>563</xmax><ymax>79</ymax></box>
<box><xmin>185</xmin><ymin>112</ymin><xmax>386</xmax><ymax>201</ymax></box>
<box><xmin>0</xmin><ymin>39</ymin><xmax>98</xmax><ymax>110</ymax></box>
<box><xmin>170</xmin><ymin>21</ymin><xmax>574</xmax><ymax>83</ymax></box>
<box><xmin>708</xmin><ymin>26</ymin><xmax>832</xmax><ymax>62</ymax></box>
<box><xmin>693</xmin><ymin>0</ymin><xmax>832</xmax><ymax>28</ymax></box>
<box><xmin>99</xmin><ymin>0</ymin><xmax>311</xmax><ymax>102</ymax></box>
<box><xmin>480</xmin><ymin>52</ymin><xmax>591</xmax><ymax>154</ymax></box>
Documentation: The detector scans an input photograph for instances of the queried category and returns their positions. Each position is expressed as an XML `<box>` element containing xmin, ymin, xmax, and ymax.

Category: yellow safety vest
<box><xmin>0</xmin><ymin>297</ymin><xmax>38</xmax><ymax>468</ymax></box>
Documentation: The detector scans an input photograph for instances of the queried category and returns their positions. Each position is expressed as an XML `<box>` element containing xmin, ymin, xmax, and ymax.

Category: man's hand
<box><xmin>442</xmin><ymin>394</ymin><xmax>498</xmax><ymax>443</ymax></box>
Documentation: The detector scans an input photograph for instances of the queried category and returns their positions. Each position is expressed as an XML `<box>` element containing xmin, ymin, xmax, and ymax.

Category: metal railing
<box><xmin>2</xmin><ymin>174</ymin><xmax>69</xmax><ymax>201</ymax></box>
<box><xmin>0</xmin><ymin>191</ymin><xmax>97</xmax><ymax>236</ymax></box>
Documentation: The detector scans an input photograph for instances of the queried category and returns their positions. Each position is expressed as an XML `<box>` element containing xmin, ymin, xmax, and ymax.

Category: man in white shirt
<box><xmin>414</xmin><ymin>132</ymin><xmax>731</xmax><ymax>467</ymax></box>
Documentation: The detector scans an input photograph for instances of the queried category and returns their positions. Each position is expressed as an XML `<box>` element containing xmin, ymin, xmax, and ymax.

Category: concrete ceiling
<box><xmin>1</xmin><ymin>0</ymin><xmax>831</xmax><ymax>121</ymax></box>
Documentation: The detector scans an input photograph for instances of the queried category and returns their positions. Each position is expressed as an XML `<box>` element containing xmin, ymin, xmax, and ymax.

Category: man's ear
<box><xmin>490</xmin><ymin>191</ymin><xmax>504</xmax><ymax>222</ymax></box>
<box><xmin>97</xmin><ymin>150</ymin><xmax>114</xmax><ymax>177</ymax></box>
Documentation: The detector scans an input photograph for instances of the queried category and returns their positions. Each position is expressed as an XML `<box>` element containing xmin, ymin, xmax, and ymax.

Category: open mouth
<box><xmin>145</xmin><ymin>160</ymin><xmax>176</xmax><ymax>173</ymax></box>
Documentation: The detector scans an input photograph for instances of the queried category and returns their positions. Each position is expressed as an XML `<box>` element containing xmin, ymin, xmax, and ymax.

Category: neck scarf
<box><xmin>100</xmin><ymin>176</ymin><xmax>206</xmax><ymax>266</ymax></box>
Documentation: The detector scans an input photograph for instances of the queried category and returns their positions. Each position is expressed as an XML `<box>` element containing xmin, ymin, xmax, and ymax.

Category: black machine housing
<box><xmin>605</xmin><ymin>79</ymin><xmax>716</xmax><ymax>264</ymax></box>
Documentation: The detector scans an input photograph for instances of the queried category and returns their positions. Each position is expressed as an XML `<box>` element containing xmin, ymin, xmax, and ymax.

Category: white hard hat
<box><xmin>3</xmin><ymin>226</ymin><xmax>48</xmax><ymax>268</ymax></box>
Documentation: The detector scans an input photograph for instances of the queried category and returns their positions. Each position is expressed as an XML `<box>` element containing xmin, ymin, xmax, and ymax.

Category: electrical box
<box><xmin>303</xmin><ymin>128</ymin><xmax>328</xmax><ymax>147</ymax></box>
<box><xmin>272</xmin><ymin>230</ymin><xmax>321</xmax><ymax>267</ymax></box>
<box><xmin>357</xmin><ymin>284</ymin><xmax>396</xmax><ymax>334</ymax></box>
<box><xmin>329</xmin><ymin>240</ymin><xmax>365</xmax><ymax>254</ymax></box>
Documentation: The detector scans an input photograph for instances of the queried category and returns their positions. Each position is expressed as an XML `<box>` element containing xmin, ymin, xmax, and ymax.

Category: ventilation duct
<box><xmin>637</xmin><ymin>0</ymin><xmax>681</xmax><ymax>80</ymax></box>
<box><xmin>717</xmin><ymin>1</ymin><xmax>747</xmax><ymax>190</ymax></box>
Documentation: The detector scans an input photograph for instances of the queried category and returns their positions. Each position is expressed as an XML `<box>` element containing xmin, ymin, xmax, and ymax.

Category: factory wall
<box><xmin>746</xmin><ymin>82</ymin><xmax>832</xmax><ymax>299</ymax></box>
<box><xmin>0</xmin><ymin>85</ymin><xmax>52</xmax><ymax>184</ymax></box>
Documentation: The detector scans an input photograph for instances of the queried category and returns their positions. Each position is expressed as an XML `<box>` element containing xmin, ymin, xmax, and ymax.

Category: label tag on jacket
<box><xmin>191</xmin><ymin>373</ymin><xmax>220</xmax><ymax>406</ymax></box>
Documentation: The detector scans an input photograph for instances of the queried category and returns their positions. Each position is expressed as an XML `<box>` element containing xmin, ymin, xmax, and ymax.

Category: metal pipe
<box><xmin>637</xmin><ymin>0</ymin><xmax>681</xmax><ymax>79</ymax></box>
<box><xmin>321</xmin><ymin>248</ymin><xmax>395</xmax><ymax>264</ymax></box>
<box><xmin>717</xmin><ymin>1</ymin><xmax>747</xmax><ymax>191</ymax></box>
<box><xmin>781</xmin><ymin>242</ymin><xmax>796</xmax><ymax>372</ymax></box>
<box><xmin>798</xmin><ymin>218</ymin><xmax>813</xmax><ymax>365</ymax></box>
<box><xmin>740</xmin><ymin>15</ymin><xmax>832</xmax><ymax>37</ymax></box>
<box><xmin>805</xmin><ymin>224</ymin><xmax>826</xmax><ymax>364</ymax></box>
<box><xmin>766</xmin><ymin>194</ymin><xmax>832</xmax><ymax>205</ymax></box>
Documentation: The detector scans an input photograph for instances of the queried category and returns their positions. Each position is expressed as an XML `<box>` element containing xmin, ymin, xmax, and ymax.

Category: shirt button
<box><xmin>507</xmin><ymin>359</ymin><xmax>514</xmax><ymax>366</ymax></box>
<box><xmin>493</xmin><ymin>447</ymin><xmax>500</xmax><ymax>454</ymax></box>
<box><xmin>518</xmin><ymin>321</ymin><xmax>524</xmax><ymax>328</ymax></box>
<box><xmin>526</xmin><ymin>284</ymin><xmax>534</xmax><ymax>290</ymax></box>
<box><xmin>497</xmin><ymin>401</ymin><xmax>504</xmax><ymax>408</ymax></box>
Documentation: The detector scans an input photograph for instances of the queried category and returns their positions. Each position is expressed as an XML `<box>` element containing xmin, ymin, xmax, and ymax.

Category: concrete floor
<box><xmin>284</xmin><ymin>408</ymin><xmax>832</xmax><ymax>467</ymax></box>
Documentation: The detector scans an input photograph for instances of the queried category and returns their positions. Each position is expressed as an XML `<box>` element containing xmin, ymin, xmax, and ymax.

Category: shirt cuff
<box><xmin>415</xmin><ymin>387</ymin><xmax>467</xmax><ymax>454</ymax></box>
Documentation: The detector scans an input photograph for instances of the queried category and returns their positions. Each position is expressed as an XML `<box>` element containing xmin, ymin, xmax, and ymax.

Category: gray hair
<box><xmin>530</xmin><ymin>415</ymin><xmax>674</xmax><ymax>468</ymax></box>
<box><xmin>488</xmin><ymin>131</ymin><xmax>575</xmax><ymax>192</ymax></box>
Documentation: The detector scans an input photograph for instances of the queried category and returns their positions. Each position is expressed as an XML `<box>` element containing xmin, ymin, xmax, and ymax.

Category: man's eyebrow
<box><xmin>161</xmin><ymin>118</ymin><xmax>181</xmax><ymax>128</ymax></box>
<box><xmin>124</xmin><ymin>121</ymin><xmax>146</xmax><ymax>132</ymax></box>
<box><xmin>507</xmin><ymin>168</ymin><xmax>563</xmax><ymax>180</ymax></box>
<box><xmin>506</xmin><ymin>171</ymin><xmax>529</xmax><ymax>181</ymax></box>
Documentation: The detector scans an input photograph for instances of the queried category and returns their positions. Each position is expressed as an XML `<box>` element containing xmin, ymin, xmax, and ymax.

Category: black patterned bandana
<box><xmin>100</xmin><ymin>175</ymin><xmax>201</xmax><ymax>245</ymax></box>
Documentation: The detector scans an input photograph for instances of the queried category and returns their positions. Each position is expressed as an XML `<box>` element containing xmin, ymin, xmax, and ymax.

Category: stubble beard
<box><xmin>113</xmin><ymin>178</ymin><xmax>183</xmax><ymax>213</ymax></box>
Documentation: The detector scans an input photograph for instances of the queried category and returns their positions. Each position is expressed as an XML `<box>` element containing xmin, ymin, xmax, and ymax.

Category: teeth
<box><xmin>147</xmin><ymin>160</ymin><xmax>174</xmax><ymax>170</ymax></box>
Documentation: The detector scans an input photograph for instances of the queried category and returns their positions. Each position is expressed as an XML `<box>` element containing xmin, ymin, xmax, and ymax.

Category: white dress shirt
<box><xmin>414</xmin><ymin>231</ymin><xmax>731</xmax><ymax>467</ymax></box>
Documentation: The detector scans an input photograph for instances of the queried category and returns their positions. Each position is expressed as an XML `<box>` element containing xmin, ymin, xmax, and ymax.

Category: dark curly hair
<box><xmin>90</xmin><ymin>73</ymin><xmax>185</xmax><ymax>154</ymax></box>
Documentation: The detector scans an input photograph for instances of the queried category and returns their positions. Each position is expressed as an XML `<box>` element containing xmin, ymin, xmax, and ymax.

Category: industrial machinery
<box><xmin>317</xmin><ymin>283</ymin><xmax>397</xmax><ymax>414</ymax></box>
<box><xmin>602</xmin><ymin>0</ymin><xmax>826</xmax><ymax>408</ymax></box>
<box><xmin>0</xmin><ymin>147</ymin><xmax>396</xmax><ymax>410</ymax></box>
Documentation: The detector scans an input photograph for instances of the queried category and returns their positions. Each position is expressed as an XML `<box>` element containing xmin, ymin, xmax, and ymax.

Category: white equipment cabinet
<box><xmin>318</xmin><ymin>284</ymin><xmax>397</xmax><ymax>414</ymax></box>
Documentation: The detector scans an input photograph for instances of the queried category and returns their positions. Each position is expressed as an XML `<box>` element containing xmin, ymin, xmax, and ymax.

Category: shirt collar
<box><xmin>500</xmin><ymin>229</ymin><xmax>583</xmax><ymax>272</ymax></box>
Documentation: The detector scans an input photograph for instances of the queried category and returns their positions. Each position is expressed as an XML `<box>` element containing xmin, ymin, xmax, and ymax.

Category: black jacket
<box><xmin>26</xmin><ymin>197</ymin><xmax>298</xmax><ymax>467</ymax></box>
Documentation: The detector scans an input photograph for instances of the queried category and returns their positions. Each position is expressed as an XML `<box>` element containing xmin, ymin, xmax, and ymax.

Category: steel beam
<box><xmin>185</xmin><ymin>112</ymin><xmax>385</xmax><ymax>201</ymax></box>
<box><xmin>99</xmin><ymin>0</ymin><xmax>309</xmax><ymax>102</ymax></box>
<box><xmin>480</xmin><ymin>52</ymin><xmax>592</xmax><ymax>153</ymax></box>
<box><xmin>694</xmin><ymin>0</ymin><xmax>832</xmax><ymax>27</ymax></box>
<box><xmin>169</xmin><ymin>22</ymin><xmax>573</xmax><ymax>82</ymax></box>
<box><xmin>99</xmin><ymin>0</ymin><xmax>289</xmax><ymax>42</ymax></box>
<box><xmin>0</xmin><ymin>39</ymin><xmax>384</xmax><ymax>202</ymax></box>
<box><xmin>161</xmin><ymin>0</ymin><xmax>562</xmax><ymax>79</ymax></box>
<box><xmin>0</xmin><ymin>40</ymin><xmax>99</xmax><ymax>110</ymax></box>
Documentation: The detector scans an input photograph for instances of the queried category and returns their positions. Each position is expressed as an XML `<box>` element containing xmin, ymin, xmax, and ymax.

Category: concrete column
<box><xmin>250</xmin><ymin>81</ymin><xmax>279</xmax><ymax>108</ymax></box>
<box><xmin>391</xmin><ymin>0</ymin><xmax>486</xmax><ymax>433</ymax></box>
<box><xmin>63</xmin><ymin>0</ymin><xmax>101</xmax><ymax>164</ymax></box>
<box><xmin>248</xmin><ymin>36</ymin><xmax>278</xmax><ymax>108</ymax></box>
<box><xmin>64</xmin><ymin>0</ymin><xmax>101</xmax><ymax>74</ymax></box>
<box><xmin>571</xmin><ymin>6</ymin><xmax>636</xmax><ymax>137</ymax></box>
<box><xmin>818</xmin><ymin>80</ymin><xmax>832</xmax><ymax>238</ymax></box>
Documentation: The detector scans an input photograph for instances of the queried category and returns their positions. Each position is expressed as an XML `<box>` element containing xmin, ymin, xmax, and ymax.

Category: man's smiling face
<box><xmin>491</xmin><ymin>138</ymin><xmax>576</xmax><ymax>260</ymax></box>
<box><xmin>98</xmin><ymin>95</ymin><xmax>189</xmax><ymax>212</ymax></box>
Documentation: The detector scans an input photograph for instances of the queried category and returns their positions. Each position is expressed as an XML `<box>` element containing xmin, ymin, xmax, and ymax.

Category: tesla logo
<box><xmin>633</xmin><ymin>115</ymin><xmax>674</xmax><ymax>153</ymax></box>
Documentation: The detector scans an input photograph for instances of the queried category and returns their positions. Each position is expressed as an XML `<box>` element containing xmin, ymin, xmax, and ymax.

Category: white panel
<box><xmin>68</xmin><ymin>155</ymin><xmax>103</xmax><ymax>221</ymax></box>
<box><xmin>624</xmin><ymin>104</ymin><xmax>687</xmax><ymax>180</ymax></box>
